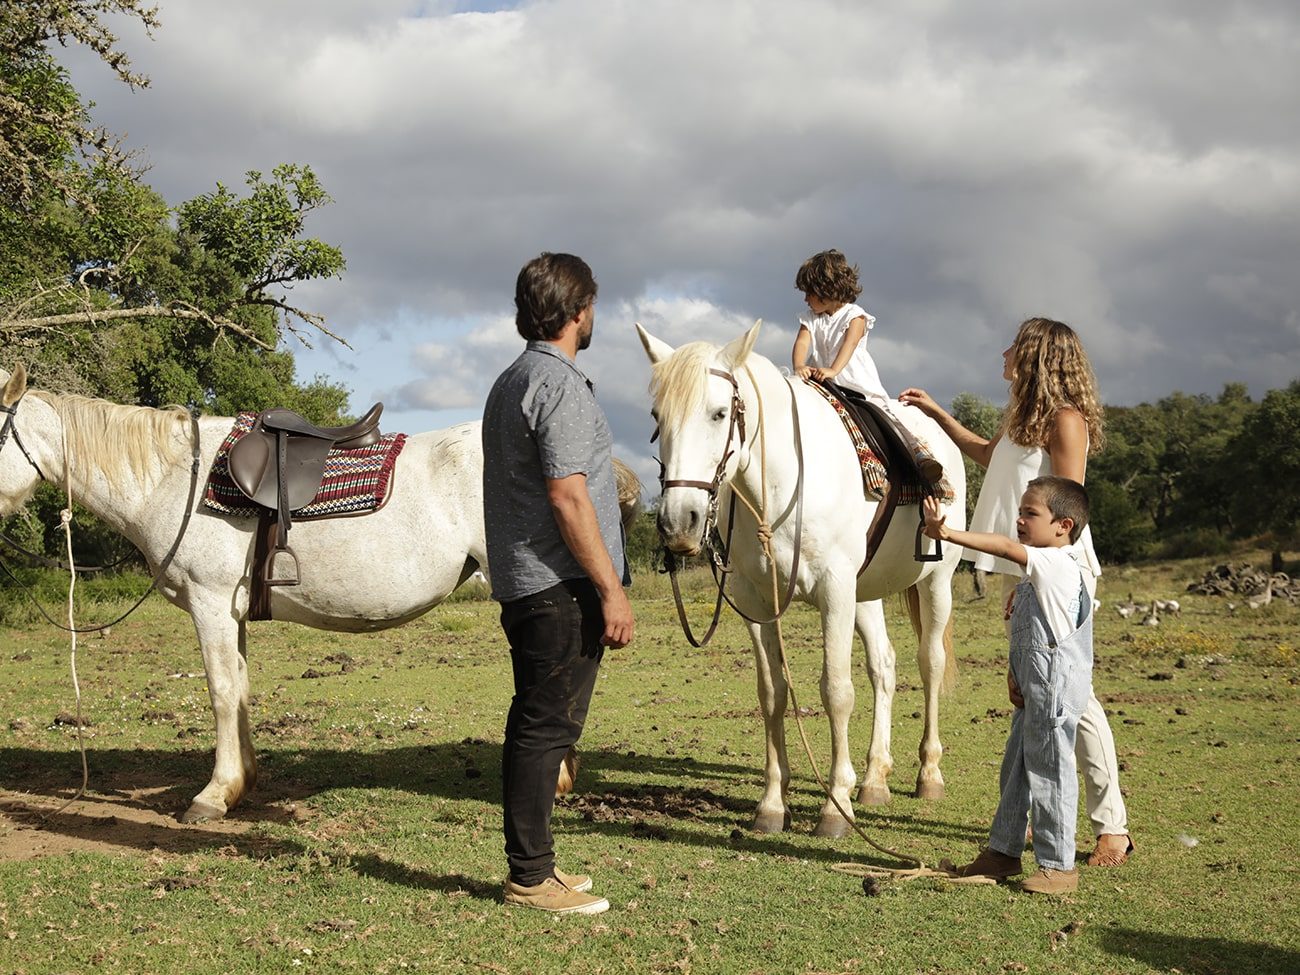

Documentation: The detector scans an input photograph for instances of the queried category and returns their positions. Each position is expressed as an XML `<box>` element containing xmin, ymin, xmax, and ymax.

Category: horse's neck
<box><xmin>36</xmin><ymin>396</ymin><xmax>185</xmax><ymax>539</ymax></box>
<box><xmin>732</xmin><ymin>359</ymin><xmax>802</xmax><ymax>508</ymax></box>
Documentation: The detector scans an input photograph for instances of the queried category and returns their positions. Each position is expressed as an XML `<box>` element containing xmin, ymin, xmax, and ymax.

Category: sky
<box><xmin>64</xmin><ymin>0</ymin><xmax>1300</xmax><ymax>492</ymax></box>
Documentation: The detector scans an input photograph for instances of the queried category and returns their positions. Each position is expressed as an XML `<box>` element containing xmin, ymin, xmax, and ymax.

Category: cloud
<box><xmin>62</xmin><ymin>0</ymin><xmax>1300</xmax><ymax>448</ymax></box>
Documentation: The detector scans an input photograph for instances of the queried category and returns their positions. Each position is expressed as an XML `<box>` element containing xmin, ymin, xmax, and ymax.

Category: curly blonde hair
<box><xmin>1003</xmin><ymin>317</ymin><xmax>1105</xmax><ymax>454</ymax></box>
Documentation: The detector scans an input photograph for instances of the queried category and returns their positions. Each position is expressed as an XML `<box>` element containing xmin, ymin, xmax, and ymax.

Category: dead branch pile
<box><xmin>1186</xmin><ymin>562</ymin><xmax>1299</xmax><ymax>604</ymax></box>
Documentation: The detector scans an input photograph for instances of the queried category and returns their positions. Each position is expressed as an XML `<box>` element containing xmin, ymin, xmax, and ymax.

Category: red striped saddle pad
<box><xmin>804</xmin><ymin>383</ymin><xmax>954</xmax><ymax>505</ymax></box>
<box><xmin>203</xmin><ymin>412</ymin><xmax>408</xmax><ymax>519</ymax></box>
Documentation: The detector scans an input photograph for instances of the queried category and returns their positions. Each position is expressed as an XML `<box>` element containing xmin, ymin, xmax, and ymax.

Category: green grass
<box><xmin>1</xmin><ymin>551</ymin><xmax>1298</xmax><ymax>974</ymax></box>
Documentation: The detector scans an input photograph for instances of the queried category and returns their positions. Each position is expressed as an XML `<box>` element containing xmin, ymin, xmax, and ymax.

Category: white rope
<box><xmin>48</xmin><ymin>419</ymin><xmax>89</xmax><ymax>818</ymax></box>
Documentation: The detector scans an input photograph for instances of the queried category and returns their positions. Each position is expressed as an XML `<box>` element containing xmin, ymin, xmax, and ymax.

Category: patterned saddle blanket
<box><xmin>203</xmin><ymin>412</ymin><xmax>408</xmax><ymax>519</ymax></box>
<box><xmin>805</xmin><ymin>383</ymin><xmax>954</xmax><ymax>505</ymax></box>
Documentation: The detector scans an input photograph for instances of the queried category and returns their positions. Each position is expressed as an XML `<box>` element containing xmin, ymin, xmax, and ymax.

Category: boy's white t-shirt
<box><xmin>1021</xmin><ymin>546</ymin><xmax>1088</xmax><ymax>642</ymax></box>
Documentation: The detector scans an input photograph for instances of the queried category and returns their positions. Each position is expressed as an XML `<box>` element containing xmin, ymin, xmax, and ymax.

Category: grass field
<box><xmin>1</xmin><ymin>551</ymin><xmax>1298</xmax><ymax>974</ymax></box>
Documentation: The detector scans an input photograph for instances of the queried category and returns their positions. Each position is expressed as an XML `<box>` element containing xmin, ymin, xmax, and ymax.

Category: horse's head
<box><xmin>0</xmin><ymin>364</ymin><xmax>43</xmax><ymax>515</ymax></box>
<box><xmin>636</xmin><ymin>321</ymin><xmax>761</xmax><ymax>555</ymax></box>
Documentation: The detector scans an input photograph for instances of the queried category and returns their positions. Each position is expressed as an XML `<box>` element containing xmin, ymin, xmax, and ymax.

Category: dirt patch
<box><xmin>0</xmin><ymin>783</ymin><xmax>305</xmax><ymax>862</ymax></box>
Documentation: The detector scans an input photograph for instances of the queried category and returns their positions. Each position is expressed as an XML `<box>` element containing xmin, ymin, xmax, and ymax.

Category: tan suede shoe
<box><xmin>503</xmin><ymin>877</ymin><xmax>609</xmax><ymax>915</ymax></box>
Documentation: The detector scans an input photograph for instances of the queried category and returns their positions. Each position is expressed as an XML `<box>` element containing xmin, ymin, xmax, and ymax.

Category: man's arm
<box><xmin>921</xmin><ymin>496</ymin><xmax>1028</xmax><ymax>568</ymax></box>
<box><xmin>547</xmin><ymin>473</ymin><xmax>634</xmax><ymax>648</ymax></box>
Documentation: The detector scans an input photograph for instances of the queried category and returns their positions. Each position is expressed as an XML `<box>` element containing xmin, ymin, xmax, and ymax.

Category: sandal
<box><xmin>1087</xmin><ymin>834</ymin><xmax>1134</xmax><ymax>867</ymax></box>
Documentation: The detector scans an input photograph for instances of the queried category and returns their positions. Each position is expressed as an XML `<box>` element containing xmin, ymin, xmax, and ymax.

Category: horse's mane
<box><xmin>649</xmin><ymin>341</ymin><xmax>718</xmax><ymax>436</ymax></box>
<box><xmin>31</xmin><ymin>391</ymin><xmax>192</xmax><ymax>489</ymax></box>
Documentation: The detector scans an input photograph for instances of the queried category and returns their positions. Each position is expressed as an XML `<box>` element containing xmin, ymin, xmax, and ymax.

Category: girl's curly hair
<box><xmin>1003</xmin><ymin>317</ymin><xmax>1105</xmax><ymax>454</ymax></box>
<box><xmin>794</xmin><ymin>249</ymin><xmax>862</xmax><ymax>303</ymax></box>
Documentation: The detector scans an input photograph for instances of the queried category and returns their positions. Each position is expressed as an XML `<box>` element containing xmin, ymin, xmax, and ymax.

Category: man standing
<box><xmin>482</xmin><ymin>252</ymin><xmax>634</xmax><ymax>915</ymax></box>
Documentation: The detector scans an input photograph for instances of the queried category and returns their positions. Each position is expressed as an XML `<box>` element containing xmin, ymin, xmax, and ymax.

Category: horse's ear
<box><xmin>1</xmin><ymin>363</ymin><xmax>27</xmax><ymax>407</ymax></box>
<box><xmin>635</xmin><ymin>323</ymin><xmax>675</xmax><ymax>364</ymax></box>
<box><xmin>720</xmin><ymin>320</ymin><xmax>762</xmax><ymax>371</ymax></box>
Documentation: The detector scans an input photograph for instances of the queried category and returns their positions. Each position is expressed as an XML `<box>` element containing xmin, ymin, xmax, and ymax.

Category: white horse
<box><xmin>0</xmin><ymin>365</ymin><xmax>488</xmax><ymax>823</ymax></box>
<box><xmin>637</xmin><ymin>322</ymin><xmax>966</xmax><ymax>837</ymax></box>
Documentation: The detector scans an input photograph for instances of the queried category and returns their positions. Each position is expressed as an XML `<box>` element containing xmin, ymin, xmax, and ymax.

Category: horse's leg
<box><xmin>854</xmin><ymin>599</ymin><xmax>895</xmax><ymax>806</ymax></box>
<box><xmin>813</xmin><ymin>583</ymin><xmax>859</xmax><ymax>838</ymax></box>
<box><xmin>749</xmin><ymin>618</ymin><xmax>791</xmax><ymax>833</ymax></box>
<box><xmin>182</xmin><ymin>601</ymin><xmax>256</xmax><ymax>822</ymax></box>
<box><xmin>913</xmin><ymin>580</ymin><xmax>953</xmax><ymax>801</ymax></box>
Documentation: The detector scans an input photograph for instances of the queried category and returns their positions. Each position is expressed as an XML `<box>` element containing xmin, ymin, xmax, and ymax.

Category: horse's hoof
<box><xmin>180</xmin><ymin>799</ymin><xmax>226</xmax><ymax>824</ymax></box>
<box><xmin>813</xmin><ymin>814</ymin><xmax>853</xmax><ymax>839</ymax></box>
<box><xmin>752</xmin><ymin>810</ymin><xmax>791</xmax><ymax>834</ymax></box>
<box><xmin>915</xmin><ymin>779</ymin><xmax>945</xmax><ymax>801</ymax></box>
<box><xmin>857</xmin><ymin>784</ymin><xmax>891</xmax><ymax>806</ymax></box>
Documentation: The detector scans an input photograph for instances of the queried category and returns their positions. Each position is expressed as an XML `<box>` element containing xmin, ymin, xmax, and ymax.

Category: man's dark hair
<box><xmin>1026</xmin><ymin>475</ymin><xmax>1090</xmax><ymax>543</ymax></box>
<box><xmin>515</xmin><ymin>252</ymin><xmax>598</xmax><ymax>341</ymax></box>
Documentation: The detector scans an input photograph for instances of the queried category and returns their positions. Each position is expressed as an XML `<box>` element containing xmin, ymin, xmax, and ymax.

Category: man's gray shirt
<box><xmin>482</xmin><ymin>341</ymin><xmax>629</xmax><ymax>603</ymax></box>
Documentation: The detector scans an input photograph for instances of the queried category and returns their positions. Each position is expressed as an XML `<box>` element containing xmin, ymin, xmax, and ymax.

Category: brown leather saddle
<box><xmin>228</xmin><ymin>403</ymin><xmax>384</xmax><ymax>587</ymax></box>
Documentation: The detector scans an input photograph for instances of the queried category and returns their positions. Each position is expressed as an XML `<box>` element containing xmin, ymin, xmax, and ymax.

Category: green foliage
<box><xmin>625</xmin><ymin>507</ymin><xmax>664</xmax><ymax>571</ymax></box>
<box><xmin>1227</xmin><ymin>381</ymin><xmax>1300</xmax><ymax>549</ymax></box>
<box><xmin>949</xmin><ymin>391</ymin><xmax>1000</xmax><ymax>523</ymax></box>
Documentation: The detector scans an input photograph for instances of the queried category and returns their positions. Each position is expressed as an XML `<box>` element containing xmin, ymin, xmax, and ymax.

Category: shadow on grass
<box><xmin>0</xmin><ymin>741</ymin><xmax>983</xmax><ymax>869</ymax></box>
<box><xmin>1099</xmin><ymin>927</ymin><xmax>1300</xmax><ymax>975</ymax></box>
<box><xmin>347</xmin><ymin>854</ymin><xmax>501</xmax><ymax>901</ymax></box>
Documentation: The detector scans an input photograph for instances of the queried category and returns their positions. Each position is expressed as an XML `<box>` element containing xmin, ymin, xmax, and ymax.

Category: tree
<box><xmin>1227</xmin><ymin>380</ymin><xmax>1300</xmax><ymax>568</ymax></box>
<box><xmin>949</xmin><ymin>391</ymin><xmax>1001</xmax><ymax>523</ymax></box>
<box><xmin>1</xmin><ymin>0</ymin><xmax>159</xmax><ymax>210</ymax></box>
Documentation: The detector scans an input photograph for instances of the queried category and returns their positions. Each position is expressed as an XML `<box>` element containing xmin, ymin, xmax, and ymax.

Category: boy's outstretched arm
<box><xmin>921</xmin><ymin>496</ymin><xmax>1029</xmax><ymax>568</ymax></box>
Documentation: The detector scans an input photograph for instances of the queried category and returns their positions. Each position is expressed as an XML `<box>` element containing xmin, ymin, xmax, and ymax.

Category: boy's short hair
<box><xmin>515</xmin><ymin>252</ymin><xmax>598</xmax><ymax>341</ymax></box>
<box><xmin>795</xmin><ymin>249</ymin><xmax>862</xmax><ymax>304</ymax></box>
<box><xmin>1026</xmin><ymin>475</ymin><xmax>1090</xmax><ymax>543</ymax></box>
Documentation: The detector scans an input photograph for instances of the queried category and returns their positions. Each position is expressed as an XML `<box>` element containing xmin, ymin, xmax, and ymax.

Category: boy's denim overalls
<box><xmin>988</xmin><ymin>569</ymin><xmax>1094</xmax><ymax>871</ymax></box>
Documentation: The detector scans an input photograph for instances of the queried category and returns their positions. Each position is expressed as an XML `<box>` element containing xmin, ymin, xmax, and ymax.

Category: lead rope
<box><xmin>48</xmin><ymin>417</ymin><xmax>89</xmax><ymax>818</ymax></box>
<box><xmin>735</xmin><ymin>370</ymin><xmax>991</xmax><ymax>885</ymax></box>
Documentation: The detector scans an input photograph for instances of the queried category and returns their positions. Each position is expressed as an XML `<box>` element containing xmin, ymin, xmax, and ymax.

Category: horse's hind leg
<box><xmin>912</xmin><ymin>580</ymin><xmax>953</xmax><ymax>801</ymax></box>
<box><xmin>182</xmin><ymin>604</ymin><xmax>257</xmax><ymax>822</ymax></box>
<box><xmin>749</xmin><ymin>619</ymin><xmax>792</xmax><ymax>834</ymax></box>
<box><xmin>854</xmin><ymin>599</ymin><xmax>895</xmax><ymax>806</ymax></box>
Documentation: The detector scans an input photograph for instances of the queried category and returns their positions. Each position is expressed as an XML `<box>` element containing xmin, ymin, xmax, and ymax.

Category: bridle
<box><xmin>656</xmin><ymin>367</ymin><xmax>805</xmax><ymax>647</ymax></box>
<box><xmin>0</xmin><ymin>396</ymin><xmax>48</xmax><ymax>482</ymax></box>
<box><xmin>0</xmin><ymin>397</ymin><xmax>204</xmax><ymax>634</ymax></box>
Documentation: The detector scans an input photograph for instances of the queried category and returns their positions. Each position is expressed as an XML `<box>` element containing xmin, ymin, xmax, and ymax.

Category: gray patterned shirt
<box><xmin>482</xmin><ymin>341</ymin><xmax>629</xmax><ymax>602</ymax></box>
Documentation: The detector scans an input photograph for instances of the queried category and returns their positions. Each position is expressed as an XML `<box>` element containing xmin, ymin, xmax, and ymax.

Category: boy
<box><xmin>921</xmin><ymin>475</ymin><xmax>1093</xmax><ymax>894</ymax></box>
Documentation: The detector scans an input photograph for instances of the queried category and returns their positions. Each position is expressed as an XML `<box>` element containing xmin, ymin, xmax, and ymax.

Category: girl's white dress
<box><xmin>799</xmin><ymin>302</ymin><xmax>889</xmax><ymax>406</ymax></box>
<box><xmin>966</xmin><ymin>436</ymin><xmax>1102</xmax><ymax>580</ymax></box>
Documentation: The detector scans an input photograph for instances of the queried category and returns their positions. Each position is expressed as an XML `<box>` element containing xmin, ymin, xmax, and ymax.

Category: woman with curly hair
<box><xmin>900</xmin><ymin>317</ymin><xmax>1134</xmax><ymax>868</ymax></box>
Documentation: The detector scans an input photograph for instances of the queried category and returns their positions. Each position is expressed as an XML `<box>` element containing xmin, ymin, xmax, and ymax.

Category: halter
<box><xmin>655</xmin><ymin>366</ymin><xmax>805</xmax><ymax>647</ymax></box>
<box><xmin>0</xmin><ymin>396</ymin><xmax>47</xmax><ymax>482</ymax></box>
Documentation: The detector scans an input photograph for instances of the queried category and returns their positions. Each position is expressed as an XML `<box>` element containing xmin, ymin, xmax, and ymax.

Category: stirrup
<box><xmin>263</xmin><ymin>546</ymin><xmax>302</xmax><ymax>586</ymax></box>
<box><xmin>914</xmin><ymin>510</ymin><xmax>943</xmax><ymax>563</ymax></box>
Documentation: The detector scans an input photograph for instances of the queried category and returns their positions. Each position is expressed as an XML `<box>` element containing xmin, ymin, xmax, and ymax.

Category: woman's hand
<box><xmin>1007</xmin><ymin>668</ymin><xmax>1024</xmax><ymax>708</ymax></box>
<box><xmin>921</xmin><ymin>496</ymin><xmax>948</xmax><ymax>540</ymax></box>
<box><xmin>898</xmin><ymin>386</ymin><xmax>940</xmax><ymax>417</ymax></box>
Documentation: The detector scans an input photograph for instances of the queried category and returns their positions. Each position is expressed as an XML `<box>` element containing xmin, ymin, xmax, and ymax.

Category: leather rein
<box><xmin>658</xmin><ymin>368</ymin><xmax>805</xmax><ymax>647</ymax></box>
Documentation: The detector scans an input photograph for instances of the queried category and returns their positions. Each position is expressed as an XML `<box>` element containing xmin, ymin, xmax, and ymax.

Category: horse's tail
<box><xmin>903</xmin><ymin>585</ymin><xmax>957</xmax><ymax>696</ymax></box>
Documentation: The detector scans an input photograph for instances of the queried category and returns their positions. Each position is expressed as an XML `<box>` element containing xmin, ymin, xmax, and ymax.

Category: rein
<box><xmin>659</xmin><ymin>368</ymin><xmax>805</xmax><ymax>647</ymax></box>
<box><xmin>0</xmin><ymin>404</ymin><xmax>204</xmax><ymax>634</ymax></box>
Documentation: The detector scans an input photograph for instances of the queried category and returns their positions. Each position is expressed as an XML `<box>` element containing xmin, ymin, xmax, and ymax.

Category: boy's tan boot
<box><xmin>953</xmin><ymin>848</ymin><xmax>1023</xmax><ymax>879</ymax></box>
<box><xmin>553</xmin><ymin>867</ymin><xmax>593</xmax><ymax>892</ymax></box>
<box><xmin>1021</xmin><ymin>867</ymin><xmax>1078</xmax><ymax>895</ymax></box>
<box><xmin>503</xmin><ymin>876</ymin><xmax>609</xmax><ymax>915</ymax></box>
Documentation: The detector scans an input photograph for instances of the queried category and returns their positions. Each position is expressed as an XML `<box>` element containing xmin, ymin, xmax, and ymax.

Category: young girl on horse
<box><xmin>792</xmin><ymin>249</ymin><xmax>943</xmax><ymax>486</ymax></box>
<box><xmin>901</xmin><ymin>317</ymin><xmax>1134</xmax><ymax>868</ymax></box>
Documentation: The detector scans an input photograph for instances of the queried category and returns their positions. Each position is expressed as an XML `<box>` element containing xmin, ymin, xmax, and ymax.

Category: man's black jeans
<box><xmin>499</xmin><ymin>578</ymin><xmax>605</xmax><ymax>886</ymax></box>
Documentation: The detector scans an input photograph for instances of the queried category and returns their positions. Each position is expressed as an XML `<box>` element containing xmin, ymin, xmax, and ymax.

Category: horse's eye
<box><xmin>712</xmin><ymin>409</ymin><xmax>727</xmax><ymax>422</ymax></box>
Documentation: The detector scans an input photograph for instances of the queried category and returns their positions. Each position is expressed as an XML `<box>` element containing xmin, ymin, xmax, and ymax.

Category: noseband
<box><xmin>0</xmin><ymin>397</ymin><xmax>46</xmax><ymax>482</ymax></box>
